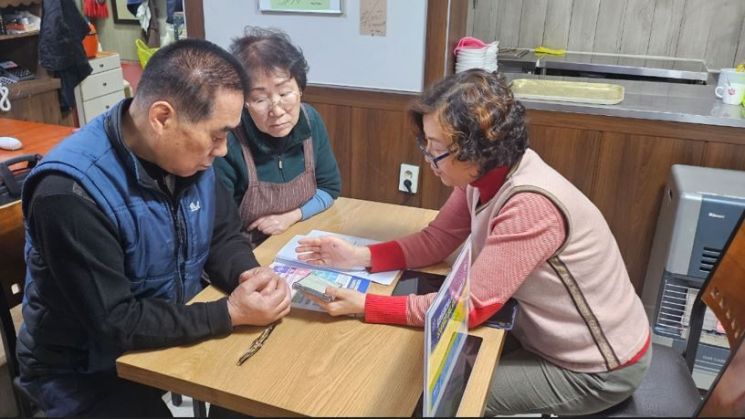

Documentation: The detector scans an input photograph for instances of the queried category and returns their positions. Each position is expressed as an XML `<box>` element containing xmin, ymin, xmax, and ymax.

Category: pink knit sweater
<box><xmin>364</xmin><ymin>156</ymin><xmax>649</xmax><ymax>372</ymax></box>
<box><xmin>365</xmin><ymin>189</ymin><xmax>566</xmax><ymax>327</ymax></box>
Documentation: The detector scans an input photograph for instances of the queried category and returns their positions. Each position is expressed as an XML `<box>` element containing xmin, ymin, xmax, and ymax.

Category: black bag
<box><xmin>0</xmin><ymin>154</ymin><xmax>42</xmax><ymax>205</ymax></box>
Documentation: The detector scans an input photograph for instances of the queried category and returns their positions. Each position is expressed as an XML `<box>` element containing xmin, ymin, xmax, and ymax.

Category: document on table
<box><xmin>274</xmin><ymin>229</ymin><xmax>401</xmax><ymax>285</ymax></box>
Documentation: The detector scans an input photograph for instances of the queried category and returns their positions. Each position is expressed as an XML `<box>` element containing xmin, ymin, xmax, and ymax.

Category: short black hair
<box><xmin>409</xmin><ymin>70</ymin><xmax>528</xmax><ymax>175</ymax></box>
<box><xmin>230</xmin><ymin>26</ymin><xmax>309</xmax><ymax>91</ymax></box>
<box><xmin>135</xmin><ymin>38</ymin><xmax>249</xmax><ymax>123</ymax></box>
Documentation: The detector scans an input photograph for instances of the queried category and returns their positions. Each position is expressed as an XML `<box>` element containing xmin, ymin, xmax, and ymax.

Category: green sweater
<box><xmin>214</xmin><ymin>104</ymin><xmax>341</xmax><ymax>218</ymax></box>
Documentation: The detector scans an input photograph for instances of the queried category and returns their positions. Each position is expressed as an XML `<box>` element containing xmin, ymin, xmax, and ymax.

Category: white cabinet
<box><xmin>74</xmin><ymin>51</ymin><xmax>125</xmax><ymax>126</ymax></box>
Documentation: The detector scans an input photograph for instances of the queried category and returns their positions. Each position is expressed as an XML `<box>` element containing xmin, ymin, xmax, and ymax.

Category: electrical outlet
<box><xmin>399</xmin><ymin>163</ymin><xmax>419</xmax><ymax>194</ymax></box>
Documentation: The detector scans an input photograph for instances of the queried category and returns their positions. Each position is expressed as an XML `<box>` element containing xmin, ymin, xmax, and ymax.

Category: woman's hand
<box><xmin>249</xmin><ymin>209</ymin><xmax>302</xmax><ymax>235</ymax></box>
<box><xmin>295</xmin><ymin>236</ymin><xmax>371</xmax><ymax>269</ymax></box>
<box><xmin>303</xmin><ymin>287</ymin><xmax>366</xmax><ymax>317</ymax></box>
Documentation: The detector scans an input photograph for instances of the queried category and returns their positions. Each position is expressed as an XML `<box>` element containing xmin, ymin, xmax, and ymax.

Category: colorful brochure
<box><xmin>271</xmin><ymin>262</ymin><xmax>370</xmax><ymax>312</ymax></box>
<box><xmin>275</xmin><ymin>229</ymin><xmax>401</xmax><ymax>285</ymax></box>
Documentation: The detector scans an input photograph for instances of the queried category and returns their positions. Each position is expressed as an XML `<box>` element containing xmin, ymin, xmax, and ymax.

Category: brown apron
<box><xmin>232</xmin><ymin>108</ymin><xmax>316</xmax><ymax>247</ymax></box>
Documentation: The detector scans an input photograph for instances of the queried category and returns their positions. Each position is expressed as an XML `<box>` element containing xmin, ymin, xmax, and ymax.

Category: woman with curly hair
<box><xmin>296</xmin><ymin>69</ymin><xmax>650</xmax><ymax>415</ymax></box>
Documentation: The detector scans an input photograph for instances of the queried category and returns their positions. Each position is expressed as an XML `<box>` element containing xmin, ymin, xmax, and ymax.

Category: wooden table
<box><xmin>0</xmin><ymin>117</ymin><xmax>74</xmax><ymax>242</ymax></box>
<box><xmin>116</xmin><ymin>197</ymin><xmax>505</xmax><ymax>416</ymax></box>
<box><xmin>0</xmin><ymin>118</ymin><xmax>75</xmax><ymax>162</ymax></box>
<box><xmin>0</xmin><ymin>117</ymin><xmax>74</xmax><ymax>255</ymax></box>
<box><xmin>0</xmin><ymin>118</ymin><xmax>74</xmax><ymax>366</ymax></box>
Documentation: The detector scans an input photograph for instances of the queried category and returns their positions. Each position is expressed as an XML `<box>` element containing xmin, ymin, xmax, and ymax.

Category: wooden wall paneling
<box><xmin>593</xmin><ymin>0</ymin><xmax>627</xmax><ymax>53</ymax></box>
<box><xmin>303</xmin><ymin>86</ymin><xmax>415</xmax><ymax>113</ymax></box>
<box><xmin>308</xmin><ymin>102</ymin><xmax>353</xmax><ymax>197</ymax></box>
<box><xmin>701</xmin><ymin>143</ymin><xmax>745</xmax><ymax>172</ymax></box>
<box><xmin>646</xmin><ymin>0</ymin><xmax>685</xmax><ymax>57</ymax></box>
<box><xmin>736</xmin><ymin>11</ymin><xmax>745</xmax><ymax>67</ymax></box>
<box><xmin>674</xmin><ymin>0</ymin><xmax>714</xmax><ymax>61</ymax></box>
<box><xmin>527</xmin><ymin>124</ymin><xmax>601</xmax><ymax>197</ymax></box>
<box><xmin>303</xmin><ymin>87</ymin><xmax>420</xmax><ymax>206</ymax></box>
<box><xmin>525</xmin><ymin>110</ymin><xmax>745</xmax><ymax>146</ymax></box>
<box><xmin>496</xmin><ymin>0</ymin><xmax>523</xmax><ymax>48</ymax></box>
<box><xmin>446</xmin><ymin>0</ymin><xmax>469</xmax><ymax>77</ymax></box>
<box><xmin>183</xmin><ymin>0</ymin><xmax>206</xmax><ymax>39</ymax></box>
<box><xmin>703</xmin><ymin>0</ymin><xmax>745</xmax><ymax>70</ymax></box>
<box><xmin>566</xmin><ymin>0</ymin><xmax>600</xmax><ymax>52</ymax></box>
<box><xmin>423</xmin><ymin>0</ymin><xmax>449</xmax><ymax>88</ymax></box>
<box><xmin>518</xmin><ymin>0</ymin><xmax>548</xmax><ymax>50</ymax></box>
<box><xmin>470</xmin><ymin>0</ymin><xmax>745</xmax><ymax>68</ymax></box>
<box><xmin>348</xmin><ymin>107</ymin><xmax>423</xmax><ymax>207</ymax></box>
<box><xmin>465</xmin><ymin>1</ymin><xmax>474</xmax><ymax>44</ymax></box>
<box><xmin>619</xmin><ymin>0</ymin><xmax>654</xmax><ymax>55</ymax></box>
<box><xmin>471</xmin><ymin>0</ymin><xmax>499</xmax><ymax>43</ymax></box>
<box><xmin>424</xmin><ymin>0</ymin><xmax>469</xmax><ymax>88</ymax></box>
<box><xmin>542</xmin><ymin>0</ymin><xmax>573</xmax><ymax>50</ymax></box>
<box><xmin>591</xmin><ymin>133</ymin><xmax>705</xmax><ymax>292</ymax></box>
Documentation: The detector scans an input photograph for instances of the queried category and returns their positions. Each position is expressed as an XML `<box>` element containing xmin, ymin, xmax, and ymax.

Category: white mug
<box><xmin>717</xmin><ymin>69</ymin><xmax>745</xmax><ymax>90</ymax></box>
<box><xmin>715</xmin><ymin>83</ymin><xmax>745</xmax><ymax>105</ymax></box>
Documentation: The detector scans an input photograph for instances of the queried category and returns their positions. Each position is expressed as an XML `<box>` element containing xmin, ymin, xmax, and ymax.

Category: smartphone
<box><xmin>292</xmin><ymin>272</ymin><xmax>336</xmax><ymax>302</ymax></box>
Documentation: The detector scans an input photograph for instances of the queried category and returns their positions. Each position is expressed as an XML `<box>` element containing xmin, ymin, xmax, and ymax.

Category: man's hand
<box><xmin>228</xmin><ymin>267</ymin><xmax>291</xmax><ymax>326</ymax></box>
<box><xmin>249</xmin><ymin>209</ymin><xmax>302</xmax><ymax>236</ymax></box>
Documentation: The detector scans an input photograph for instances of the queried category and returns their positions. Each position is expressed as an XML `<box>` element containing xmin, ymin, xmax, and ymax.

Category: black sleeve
<box><xmin>27</xmin><ymin>174</ymin><xmax>233</xmax><ymax>353</ymax></box>
<box><xmin>203</xmin><ymin>178</ymin><xmax>259</xmax><ymax>293</ymax></box>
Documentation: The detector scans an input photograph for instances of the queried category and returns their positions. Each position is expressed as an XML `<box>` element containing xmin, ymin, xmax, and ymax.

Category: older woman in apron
<box><xmin>214</xmin><ymin>27</ymin><xmax>341</xmax><ymax>247</ymax></box>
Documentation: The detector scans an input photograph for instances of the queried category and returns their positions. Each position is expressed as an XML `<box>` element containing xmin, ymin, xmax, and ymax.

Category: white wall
<box><xmin>203</xmin><ymin>0</ymin><xmax>428</xmax><ymax>92</ymax></box>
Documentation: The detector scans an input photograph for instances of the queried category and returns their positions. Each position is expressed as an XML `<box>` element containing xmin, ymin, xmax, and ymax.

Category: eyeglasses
<box><xmin>247</xmin><ymin>90</ymin><xmax>301</xmax><ymax>114</ymax></box>
<box><xmin>417</xmin><ymin>136</ymin><xmax>452</xmax><ymax>169</ymax></box>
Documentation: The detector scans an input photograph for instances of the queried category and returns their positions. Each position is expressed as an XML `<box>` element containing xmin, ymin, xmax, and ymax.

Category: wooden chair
<box><xmin>0</xmin><ymin>200</ymin><xmax>38</xmax><ymax>417</ymax></box>
<box><xmin>685</xmin><ymin>211</ymin><xmax>745</xmax><ymax>366</ymax></box>
<box><xmin>695</xmin><ymin>333</ymin><xmax>745</xmax><ymax>416</ymax></box>
<box><xmin>600</xmin><ymin>211</ymin><xmax>745</xmax><ymax>416</ymax></box>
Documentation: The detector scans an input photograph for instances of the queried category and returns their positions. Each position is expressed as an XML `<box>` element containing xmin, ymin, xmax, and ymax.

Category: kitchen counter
<box><xmin>501</xmin><ymin>73</ymin><xmax>745</xmax><ymax>296</ymax></box>
<box><xmin>503</xmin><ymin>73</ymin><xmax>745</xmax><ymax>129</ymax></box>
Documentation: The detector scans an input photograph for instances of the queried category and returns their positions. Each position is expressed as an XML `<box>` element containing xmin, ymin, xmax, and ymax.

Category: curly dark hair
<box><xmin>409</xmin><ymin>69</ymin><xmax>529</xmax><ymax>175</ymax></box>
<box><xmin>230</xmin><ymin>26</ymin><xmax>309</xmax><ymax>91</ymax></box>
